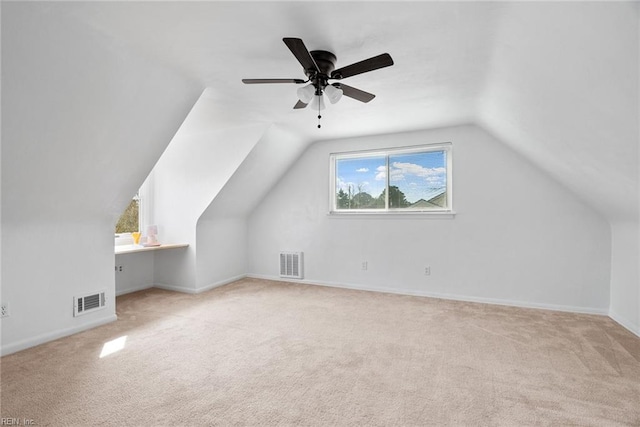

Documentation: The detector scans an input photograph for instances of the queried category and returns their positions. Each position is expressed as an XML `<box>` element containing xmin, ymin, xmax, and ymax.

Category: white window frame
<box><xmin>329</xmin><ymin>142</ymin><xmax>453</xmax><ymax>215</ymax></box>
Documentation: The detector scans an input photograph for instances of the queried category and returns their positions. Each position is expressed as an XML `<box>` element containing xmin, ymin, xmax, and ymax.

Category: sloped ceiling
<box><xmin>1</xmin><ymin>2</ymin><xmax>203</xmax><ymax>223</ymax></box>
<box><xmin>69</xmin><ymin>1</ymin><xmax>499</xmax><ymax>136</ymax></box>
<box><xmin>480</xmin><ymin>2</ymin><xmax>639</xmax><ymax>222</ymax></box>
<box><xmin>11</xmin><ymin>1</ymin><xmax>639</xmax><ymax>222</ymax></box>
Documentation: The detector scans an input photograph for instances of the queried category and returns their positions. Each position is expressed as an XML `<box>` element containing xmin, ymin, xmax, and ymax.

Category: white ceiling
<box><xmin>27</xmin><ymin>1</ymin><xmax>640</xmax><ymax>221</ymax></box>
<box><xmin>66</xmin><ymin>1</ymin><xmax>502</xmax><ymax>138</ymax></box>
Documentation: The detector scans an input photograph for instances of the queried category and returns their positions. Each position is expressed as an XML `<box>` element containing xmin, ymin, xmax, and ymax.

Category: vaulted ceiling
<box><xmin>5</xmin><ymin>1</ymin><xmax>638</xmax><ymax>222</ymax></box>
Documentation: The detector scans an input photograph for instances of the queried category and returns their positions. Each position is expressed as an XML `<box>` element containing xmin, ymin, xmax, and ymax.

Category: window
<box><xmin>115</xmin><ymin>176</ymin><xmax>153</xmax><ymax>246</ymax></box>
<box><xmin>115</xmin><ymin>193</ymin><xmax>140</xmax><ymax>234</ymax></box>
<box><xmin>330</xmin><ymin>143</ymin><xmax>452</xmax><ymax>213</ymax></box>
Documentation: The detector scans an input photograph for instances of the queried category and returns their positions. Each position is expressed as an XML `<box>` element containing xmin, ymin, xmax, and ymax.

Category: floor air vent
<box><xmin>280</xmin><ymin>252</ymin><xmax>304</xmax><ymax>279</ymax></box>
<box><xmin>74</xmin><ymin>291</ymin><xmax>106</xmax><ymax>317</ymax></box>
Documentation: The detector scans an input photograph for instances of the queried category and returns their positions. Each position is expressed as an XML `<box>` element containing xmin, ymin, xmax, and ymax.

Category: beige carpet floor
<box><xmin>1</xmin><ymin>278</ymin><xmax>639</xmax><ymax>426</ymax></box>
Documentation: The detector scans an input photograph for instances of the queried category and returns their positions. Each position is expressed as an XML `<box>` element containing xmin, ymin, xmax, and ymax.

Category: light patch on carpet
<box><xmin>99</xmin><ymin>335</ymin><xmax>127</xmax><ymax>358</ymax></box>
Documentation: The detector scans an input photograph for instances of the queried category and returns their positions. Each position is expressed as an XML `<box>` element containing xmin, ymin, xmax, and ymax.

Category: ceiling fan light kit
<box><xmin>324</xmin><ymin>84</ymin><xmax>343</xmax><ymax>104</ymax></box>
<box><xmin>242</xmin><ymin>37</ymin><xmax>394</xmax><ymax>128</ymax></box>
<box><xmin>310</xmin><ymin>94</ymin><xmax>326</xmax><ymax>111</ymax></box>
<box><xmin>296</xmin><ymin>84</ymin><xmax>316</xmax><ymax>104</ymax></box>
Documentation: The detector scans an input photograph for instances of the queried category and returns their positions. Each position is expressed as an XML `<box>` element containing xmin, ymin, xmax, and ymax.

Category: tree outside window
<box><xmin>115</xmin><ymin>194</ymin><xmax>139</xmax><ymax>233</ymax></box>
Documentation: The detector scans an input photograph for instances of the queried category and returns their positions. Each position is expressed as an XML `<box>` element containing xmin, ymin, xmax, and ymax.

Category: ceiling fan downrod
<box><xmin>317</xmin><ymin>86</ymin><xmax>322</xmax><ymax>129</ymax></box>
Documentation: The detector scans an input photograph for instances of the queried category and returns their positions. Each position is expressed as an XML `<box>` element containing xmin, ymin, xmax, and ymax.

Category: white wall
<box><xmin>149</xmin><ymin>89</ymin><xmax>267</xmax><ymax>292</ymax></box>
<box><xmin>195</xmin><ymin>218</ymin><xmax>247</xmax><ymax>291</ymax></box>
<box><xmin>115</xmin><ymin>252</ymin><xmax>155</xmax><ymax>296</ymax></box>
<box><xmin>2</xmin><ymin>221</ymin><xmax>117</xmax><ymax>354</ymax></box>
<box><xmin>609</xmin><ymin>222</ymin><xmax>640</xmax><ymax>336</ymax></box>
<box><xmin>248</xmin><ymin>125</ymin><xmax>611</xmax><ymax>313</ymax></box>
<box><xmin>195</xmin><ymin>125</ymin><xmax>310</xmax><ymax>289</ymax></box>
<box><xmin>1</xmin><ymin>3</ymin><xmax>201</xmax><ymax>355</ymax></box>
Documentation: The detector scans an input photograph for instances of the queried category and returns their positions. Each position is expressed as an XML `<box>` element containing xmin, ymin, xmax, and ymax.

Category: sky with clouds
<box><xmin>336</xmin><ymin>150</ymin><xmax>447</xmax><ymax>203</ymax></box>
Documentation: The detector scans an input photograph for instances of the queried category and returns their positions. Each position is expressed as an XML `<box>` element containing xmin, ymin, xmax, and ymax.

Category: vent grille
<box><xmin>280</xmin><ymin>252</ymin><xmax>304</xmax><ymax>279</ymax></box>
<box><xmin>74</xmin><ymin>291</ymin><xmax>106</xmax><ymax>317</ymax></box>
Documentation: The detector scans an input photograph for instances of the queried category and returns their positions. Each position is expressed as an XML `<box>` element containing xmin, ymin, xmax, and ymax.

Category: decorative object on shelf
<box><xmin>132</xmin><ymin>232</ymin><xmax>141</xmax><ymax>245</ymax></box>
<box><xmin>242</xmin><ymin>37</ymin><xmax>393</xmax><ymax>128</ymax></box>
<box><xmin>143</xmin><ymin>225</ymin><xmax>160</xmax><ymax>247</ymax></box>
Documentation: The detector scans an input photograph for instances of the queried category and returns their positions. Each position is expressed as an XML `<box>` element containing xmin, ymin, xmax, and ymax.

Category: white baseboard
<box><xmin>608</xmin><ymin>310</ymin><xmax>640</xmax><ymax>338</ymax></box>
<box><xmin>246</xmin><ymin>274</ymin><xmax>609</xmax><ymax>316</ymax></box>
<box><xmin>154</xmin><ymin>275</ymin><xmax>246</xmax><ymax>295</ymax></box>
<box><xmin>195</xmin><ymin>274</ymin><xmax>246</xmax><ymax>294</ymax></box>
<box><xmin>116</xmin><ymin>284</ymin><xmax>154</xmax><ymax>296</ymax></box>
<box><xmin>1</xmin><ymin>314</ymin><xmax>118</xmax><ymax>356</ymax></box>
<box><xmin>153</xmin><ymin>283</ymin><xmax>199</xmax><ymax>294</ymax></box>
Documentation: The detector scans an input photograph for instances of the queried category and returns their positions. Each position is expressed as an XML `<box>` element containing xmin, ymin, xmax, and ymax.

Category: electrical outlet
<box><xmin>1</xmin><ymin>303</ymin><xmax>9</xmax><ymax>318</ymax></box>
<box><xmin>362</xmin><ymin>261</ymin><xmax>368</xmax><ymax>271</ymax></box>
<box><xmin>115</xmin><ymin>265</ymin><xmax>123</xmax><ymax>272</ymax></box>
<box><xmin>424</xmin><ymin>266</ymin><xmax>431</xmax><ymax>276</ymax></box>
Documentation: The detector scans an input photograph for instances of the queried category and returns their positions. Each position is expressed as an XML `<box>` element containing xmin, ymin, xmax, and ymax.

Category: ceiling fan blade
<box><xmin>331</xmin><ymin>53</ymin><xmax>394</xmax><ymax>80</ymax></box>
<box><xmin>293</xmin><ymin>100</ymin><xmax>308</xmax><ymax>109</ymax></box>
<box><xmin>333</xmin><ymin>83</ymin><xmax>376</xmax><ymax>103</ymax></box>
<box><xmin>283</xmin><ymin>38</ymin><xmax>320</xmax><ymax>74</ymax></box>
<box><xmin>242</xmin><ymin>78</ymin><xmax>306</xmax><ymax>84</ymax></box>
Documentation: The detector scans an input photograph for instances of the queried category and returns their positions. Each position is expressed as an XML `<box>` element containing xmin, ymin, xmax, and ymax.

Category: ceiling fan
<box><xmin>242</xmin><ymin>38</ymin><xmax>394</xmax><ymax>127</ymax></box>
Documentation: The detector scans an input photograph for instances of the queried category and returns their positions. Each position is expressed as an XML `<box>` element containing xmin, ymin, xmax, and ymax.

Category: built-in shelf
<box><xmin>115</xmin><ymin>243</ymin><xmax>189</xmax><ymax>255</ymax></box>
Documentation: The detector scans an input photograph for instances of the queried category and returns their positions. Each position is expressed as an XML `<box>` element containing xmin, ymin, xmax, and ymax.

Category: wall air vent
<box><xmin>280</xmin><ymin>252</ymin><xmax>304</xmax><ymax>279</ymax></box>
<box><xmin>74</xmin><ymin>291</ymin><xmax>106</xmax><ymax>317</ymax></box>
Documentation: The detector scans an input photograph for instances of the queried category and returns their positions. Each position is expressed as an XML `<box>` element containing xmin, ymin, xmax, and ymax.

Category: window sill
<box><xmin>115</xmin><ymin>243</ymin><xmax>189</xmax><ymax>255</ymax></box>
<box><xmin>327</xmin><ymin>211</ymin><xmax>456</xmax><ymax>219</ymax></box>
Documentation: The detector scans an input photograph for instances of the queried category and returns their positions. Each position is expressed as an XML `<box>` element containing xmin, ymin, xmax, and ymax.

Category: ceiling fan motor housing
<box><xmin>308</xmin><ymin>50</ymin><xmax>337</xmax><ymax>91</ymax></box>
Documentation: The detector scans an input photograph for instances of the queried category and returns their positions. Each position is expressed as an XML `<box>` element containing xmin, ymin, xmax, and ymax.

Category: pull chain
<box><xmin>317</xmin><ymin>95</ymin><xmax>322</xmax><ymax>129</ymax></box>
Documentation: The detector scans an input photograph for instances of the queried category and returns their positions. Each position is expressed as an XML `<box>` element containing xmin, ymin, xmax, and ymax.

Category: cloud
<box><xmin>336</xmin><ymin>177</ymin><xmax>352</xmax><ymax>192</ymax></box>
<box><xmin>356</xmin><ymin>168</ymin><xmax>369</xmax><ymax>173</ymax></box>
<box><xmin>389</xmin><ymin>169</ymin><xmax>405</xmax><ymax>182</ymax></box>
<box><xmin>375</xmin><ymin>162</ymin><xmax>446</xmax><ymax>187</ymax></box>
<box><xmin>337</xmin><ymin>177</ymin><xmax>371</xmax><ymax>193</ymax></box>
<box><xmin>391</xmin><ymin>162</ymin><xmax>446</xmax><ymax>178</ymax></box>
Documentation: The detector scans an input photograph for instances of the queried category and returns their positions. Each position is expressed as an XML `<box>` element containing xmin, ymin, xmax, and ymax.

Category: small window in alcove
<box><xmin>115</xmin><ymin>194</ymin><xmax>140</xmax><ymax>234</ymax></box>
